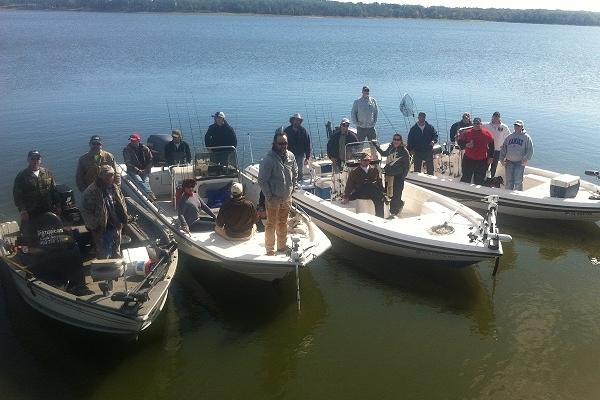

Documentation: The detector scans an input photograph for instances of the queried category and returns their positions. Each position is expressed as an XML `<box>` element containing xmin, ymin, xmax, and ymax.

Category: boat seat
<box><xmin>421</xmin><ymin>200</ymin><xmax>449</xmax><ymax>215</ymax></box>
<box><xmin>523</xmin><ymin>173</ymin><xmax>551</xmax><ymax>190</ymax></box>
<box><xmin>90</xmin><ymin>258</ymin><xmax>125</xmax><ymax>282</ymax></box>
<box><xmin>355</xmin><ymin>199</ymin><xmax>376</xmax><ymax>215</ymax></box>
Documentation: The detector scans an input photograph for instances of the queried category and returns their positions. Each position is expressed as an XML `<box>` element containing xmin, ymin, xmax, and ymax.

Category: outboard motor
<box><xmin>19</xmin><ymin>212</ymin><xmax>81</xmax><ymax>286</ymax></box>
<box><xmin>147</xmin><ymin>134</ymin><xmax>172</xmax><ymax>166</ymax></box>
<box><xmin>55</xmin><ymin>184</ymin><xmax>82</xmax><ymax>224</ymax></box>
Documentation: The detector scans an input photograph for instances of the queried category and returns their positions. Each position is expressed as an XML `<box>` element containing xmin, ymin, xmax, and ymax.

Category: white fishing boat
<box><xmin>120</xmin><ymin>146</ymin><xmax>331</xmax><ymax>282</ymax></box>
<box><xmin>0</xmin><ymin>191</ymin><xmax>178</xmax><ymax>337</ymax></box>
<box><xmin>403</xmin><ymin>144</ymin><xmax>600</xmax><ymax>222</ymax></box>
<box><xmin>241</xmin><ymin>142</ymin><xmax>511</xmax><ymax>268</ymax></box>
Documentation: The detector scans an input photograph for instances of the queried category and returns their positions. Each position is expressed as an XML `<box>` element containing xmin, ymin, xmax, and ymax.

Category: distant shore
<box><xmin>2</xmin><ymin>1</ymin><xmax>599</xmax><ymax>27</ymax></box>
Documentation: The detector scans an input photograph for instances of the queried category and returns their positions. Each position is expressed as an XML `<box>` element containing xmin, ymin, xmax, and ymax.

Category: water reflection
<box><xmin>324</xmin><ymin>237</ymin><xmax>497</xmax><ymax>336</ymax></box>
<box><xmin>0</xmin><ymin>265</ymin><xmax>179</xmax><ymax>400</ymax></box>
<box><xmin>500</xmin><ymin>216</ymin><xmax>600</xmax><ymax>262</ymax></box>
<box><xmin>175</xmin><ymin>254</ymin><xmax>327</xmax><ymax>398</ymax></box>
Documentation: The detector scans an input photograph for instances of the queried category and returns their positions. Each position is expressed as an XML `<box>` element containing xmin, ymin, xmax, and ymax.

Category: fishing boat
<box><xmin>241</xmin><ymin>142</ymin><xmax>511</xmax><ymax>268</ymax></box>
<box><xmin>0</xmin><ymin>188</ymin><xmax>178</xmax><ymax>337</ymax></box>
<box><xmin>403</xmin><ymin>144</ymin><xmax>600</xmax><ymax>222</ymax></box>
<box><xmin>120</xmin><ymin>146</ymin><xmax>331</xmax><ymax>282</ymax></box>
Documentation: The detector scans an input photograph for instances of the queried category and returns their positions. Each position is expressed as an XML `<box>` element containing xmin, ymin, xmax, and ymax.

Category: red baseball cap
<box><xmin>129</xmin><ymin>132</ymin><xmax>141</xmax><ymax>141</ymax></box>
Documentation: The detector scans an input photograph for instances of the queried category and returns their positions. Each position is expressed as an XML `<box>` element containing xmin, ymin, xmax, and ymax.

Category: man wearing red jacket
<box><xmin>456</xmin><ymin>117</ymin><xmax>494</xmax><ymax>185</ymax></box>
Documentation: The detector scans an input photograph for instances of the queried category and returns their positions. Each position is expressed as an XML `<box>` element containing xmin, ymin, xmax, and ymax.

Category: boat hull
<box><xmin>405</xmin><ymin>171</ymin><xmax>600</xmax><ymax>222</ymax></box>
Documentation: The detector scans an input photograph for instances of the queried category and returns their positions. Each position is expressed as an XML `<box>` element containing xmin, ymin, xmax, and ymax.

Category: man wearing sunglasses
<box><xmin>258</xmin><ymin>128</ymin><xmax>298</xmax><ymax>256</ymax></box>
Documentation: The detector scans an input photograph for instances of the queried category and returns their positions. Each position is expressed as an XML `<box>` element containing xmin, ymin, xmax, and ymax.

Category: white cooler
<box><xmin>550</xmin><ymin>174</ymin><xmax>580</xmax><ymax>198</ymax></box>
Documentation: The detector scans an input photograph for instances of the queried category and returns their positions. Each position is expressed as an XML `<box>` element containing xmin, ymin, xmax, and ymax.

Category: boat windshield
<box><xmin>194</xmin><ymin>146</ymin><xmax>238</xmax><ymax>179</ymax></box>
<box><xmin>344</xmin><ymin>141</ymin><xmax>380</xmax><ymax>167</ymax></box>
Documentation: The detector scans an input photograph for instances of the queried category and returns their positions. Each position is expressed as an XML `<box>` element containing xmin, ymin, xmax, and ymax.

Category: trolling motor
<box><xmin>584</xmin><ymin>170</ymin><xmax>600</xmax><ymax>200</ymax></box>
<box><xmin>469</xmin><ymin>195</ymin><xmax>512</xmax><ymax>249</ymax></box>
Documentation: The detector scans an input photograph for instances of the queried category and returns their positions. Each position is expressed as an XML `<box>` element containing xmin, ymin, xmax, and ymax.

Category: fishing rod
<box><xmin>185</xmin><ymin>103</ymin><xmax>198</xmax><ymax>151</ymax></box>
<box><xmin>304</xmin><ymin>102</ymin><xmax>317</xmax><ymax>159</ymax></box>
<box><xmin>191</xmin><ymin>95</ymin><xmax>204</xmax><ymax>149</ymax></box>
<box><xmin>166</xmin><ymin>99</ymin><xmax>174</xmax><ymax>131</ymax></box>
<box><xmin>378</xmin><ymin>104</ymin><xmax>399</xmax><ymax>137</ymax></box>
<box><xmin>175</xmin><ymin>102</ymin><xmax>184</xmax><ymax>134</ymax></box>
<box><xmin>247</xmin><ymin>132</ymin><xmax>255</xmax><ymax>164</ymax></box>
<box><xmin>312</xmin><ymin>103</ymin><xmax>323</xmax><ymax>157</ymax></box>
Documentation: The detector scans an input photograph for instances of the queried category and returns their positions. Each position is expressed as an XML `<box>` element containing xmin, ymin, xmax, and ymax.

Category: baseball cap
<box><xmin>513</xmin><ymin>120</ymin><xmax>524</xmax><ymax>127</ymax></box>
<box><xmin>212</xmin><ymin>111</ymin><xmax>225</xmax><ymax>119</ymax></box>
<box><xmin>231</xmin><ymin>182</ymin><xmax>243</xmax><ymax>197</ymax></box>
<box><xmin>90</xmin><ymin>135</ymin><xmax>102</xmax><ymax>144</ymax></box>
<box><xmin>129</xmin><ymin>132</ymin><xmax>141</xmax><ymax>141</ymax></box>
<box><xmin>27</xmin><ymin>150</ymin><xmax>41</xmax><ymax>159</ymax></box>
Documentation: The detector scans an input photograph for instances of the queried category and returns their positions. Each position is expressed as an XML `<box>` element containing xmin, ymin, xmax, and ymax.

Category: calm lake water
<box><xmin>2</xmin><ymin>9</ymin><xmax>600</xmax><ymax>400</ymax></box>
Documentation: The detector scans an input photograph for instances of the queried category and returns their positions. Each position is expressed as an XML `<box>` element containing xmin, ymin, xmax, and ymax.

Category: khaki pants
<box><xmin>265</xmin><ymin>197</ymin><xmax>291</xmax><ymax>252</ymax></box>
<box><xmin>385</xmin><ymin>175</ymin><xmax>394</xmax><ymax>198</ymax></box>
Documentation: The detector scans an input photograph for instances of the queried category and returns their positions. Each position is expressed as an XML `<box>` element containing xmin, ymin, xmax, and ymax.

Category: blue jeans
<box><xmin>505</xmin><ymin>161</ymin><xmax>525</xmax><ymax>191</ymax></box>
<box><xmin>128</xmin><ymin>171</ymin><xmax>152</xmax><ymax>195</ymax></box>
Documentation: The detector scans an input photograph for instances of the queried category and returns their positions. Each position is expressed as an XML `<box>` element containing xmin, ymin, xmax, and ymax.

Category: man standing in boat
<box><xmin>76</xmin><ymin>135</ymin><xmax>120</xmax><ymax>192</ymax></box>
<box><xmin>456</xmin><ymin>117</ymin><xmax>494</xmax><ymax>185</ymax></box>
<box><xmin>449</xmin><ymin>112</ymin><xmax>472</xmax><ymax>143</ymax></box>
<box><xmin>164</xmin><ymin>129</ymin><xmax>192</xmax><ymax>166</ymax></box>
<box><xmin>13</xmin><ymin>150</ymin><xmax>60</xmax><ymax>226</ymax></box>
<box><xmin>500</xmin><ymin>120</ymin><xmax>534</xmax><ymax>191</ymax></box>
<box><xmin>485</xmin><ymin>111</ymin><xmax>512</xmax><ymax>178</ymax></box>
<box><xmin>342</xmin><ymin>152</ymin><xmax>385</xmax><ymax>218</ymax></box>
<box><xmin>351</xmin><ymin>86</ymin><xmax>378</xmax><ymax>141</ymax></box>
<box><xmin>284</xmin><ymin>113</ymin><xmax>311</xmax><ymax>182</ymax></box>
<box><xmin>123</xmin><ymin>132</ymin><xmax>156</xmax><ymax>201</ymax></box>
<box><xmin>81</xmin><ymin>165</ymin><xmax>128</xmax><ymax>259</ymax></box>
<box><xmin>258</xmin><ymin>128</ymin><xmax>298</xmax><ymax>256</ymax></box>
<box><xmin>205</xmin><ymin>111</ymin><xmax>237</xmax><ymax>148</ymax></box>
<box><xmin>407</xmin><ymin>112</ymin><xmax>438</xmax><ymax>175</ymax></box>
<box><xmin>327</xmin><ymin>118</ymin><xmax>359</xmax><ymax>171</ymax></box>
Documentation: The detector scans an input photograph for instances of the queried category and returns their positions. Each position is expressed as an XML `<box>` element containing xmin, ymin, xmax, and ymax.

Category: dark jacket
<box><xmin>164</xmin><ymin>140</ymin><xmax>192</xmax><ymax>165</ymax></box>
<box><xmin>344</xmin><ymin>166</ymin><xmax>383</xmax><ymax>199</ymax></box>
<box><xmin>450</xmin><ymin>120</ymin><xmax>472</xmax><ymax>143</ymax></box>
<box><xmin>284</xmin><ymin>125</ymin><xmax>311</xmax><ymax>160</ymax></box>
<box><xmin>216</xmin><ymin>196</ymin><xmax>256</xmax><ymax>238</ymax></box>
<box><xmin>326</xmin><ymin>129</ymin><xmax>359</xmax><ymax>165</ymax></box>
<box><xmin>13</xmin><ymin>167</ymin><xmax>58</xmax><ymax>215</ymax></box>
<box><xmin>407</xmin><ymin>122</ymin><xmax>438</xmax><ymax>153</ymax></box>
<box><xmin>205</xmin><ymin>123</ymin><xmax>237</xmax><ymax>148</ymax></box>
<box><xmin>375</xmin><ymin>144</ymin><xmax>410</xmax><ymax>177</ymax></box>
<box><xmin>76</xmin><ymin>149</ymin><xmax>120</xmax><ymax>192</ymax></box>
<box><xmin>123</xmin><ymin>143</ymin><xmax>153</xmax><ymax>175</ymax></box>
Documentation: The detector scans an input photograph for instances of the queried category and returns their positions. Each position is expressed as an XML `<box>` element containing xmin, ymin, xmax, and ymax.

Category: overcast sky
<box><xmin>354</xmin><ymin>1</ymin><xmax>600</xmax><ymax>12</ymax></box>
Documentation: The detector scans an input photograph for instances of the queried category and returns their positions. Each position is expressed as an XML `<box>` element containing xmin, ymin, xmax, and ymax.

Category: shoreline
<box><xmin>1</xmin><ymin>4</ymin><xmax>599</xmax><ymax>27</ymax></box>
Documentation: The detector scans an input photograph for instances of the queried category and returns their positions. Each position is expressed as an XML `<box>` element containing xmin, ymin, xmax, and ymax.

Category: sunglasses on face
<box><xmin>393</xmin><ymin>138</ymin><xmax>402</xmax><ymax>141</ymax></box>
<box><xmin>277</xmin><ymin>142</ymin><xmax>288</xmax><ymax>146</ymax></box>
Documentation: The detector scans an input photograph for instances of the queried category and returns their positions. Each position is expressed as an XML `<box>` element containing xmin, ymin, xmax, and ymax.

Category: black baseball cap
<box><xmin>27</xmin><ymin>150</ymin><xmax>41</xmax><ymax>159</ymax></box>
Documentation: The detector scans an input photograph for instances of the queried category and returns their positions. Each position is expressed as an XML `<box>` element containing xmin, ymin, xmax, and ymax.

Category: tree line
<box><xmin>2</xmin><ymin>0</ymin><xmax>600</xmax><ymax>27</ymax></box>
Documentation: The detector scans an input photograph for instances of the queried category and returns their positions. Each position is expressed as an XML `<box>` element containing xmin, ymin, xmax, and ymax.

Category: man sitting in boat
<box><xmin>327</xmin><ymin>118</ymin><xmax>359</xmax><ymax>172</ymax></box>
<box><xmin>82</xmin><ymin>165</ymin><xmax>129</xmax><ymax>259</ymax></box>
<box><xmin>164</xmin><ymin>129</ymin><xmax>192</xmax><ymax>166</ymax></box>
<box><xmin>178</xmin><ymin>178</ymin><xmax>217</xmax><ymax>234</ymax></box>
<box><xmin>342</xmin><ymin>152</ymin><xmax>385</xmax><ymax>218</ymax></box>
<box><xmin>215</xmin><ymin>182</ymin><xmax>257</xmax><ymax>240</ymax></box>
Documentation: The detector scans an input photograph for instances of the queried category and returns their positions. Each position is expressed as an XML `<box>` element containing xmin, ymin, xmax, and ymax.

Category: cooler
<box><xmin>550</xmin><ymin>174</ymin><xmax>579</xmax><ymax>198</ymax></box>
<box><xmin>313</xmin><ymin>179</ymin><xmax>332</xmax><ymax>200</ymax></box>
<box><xmin>311</xmin><ymin>159</ymin><xmax>333</xmax><ymax>176</ymax></box>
